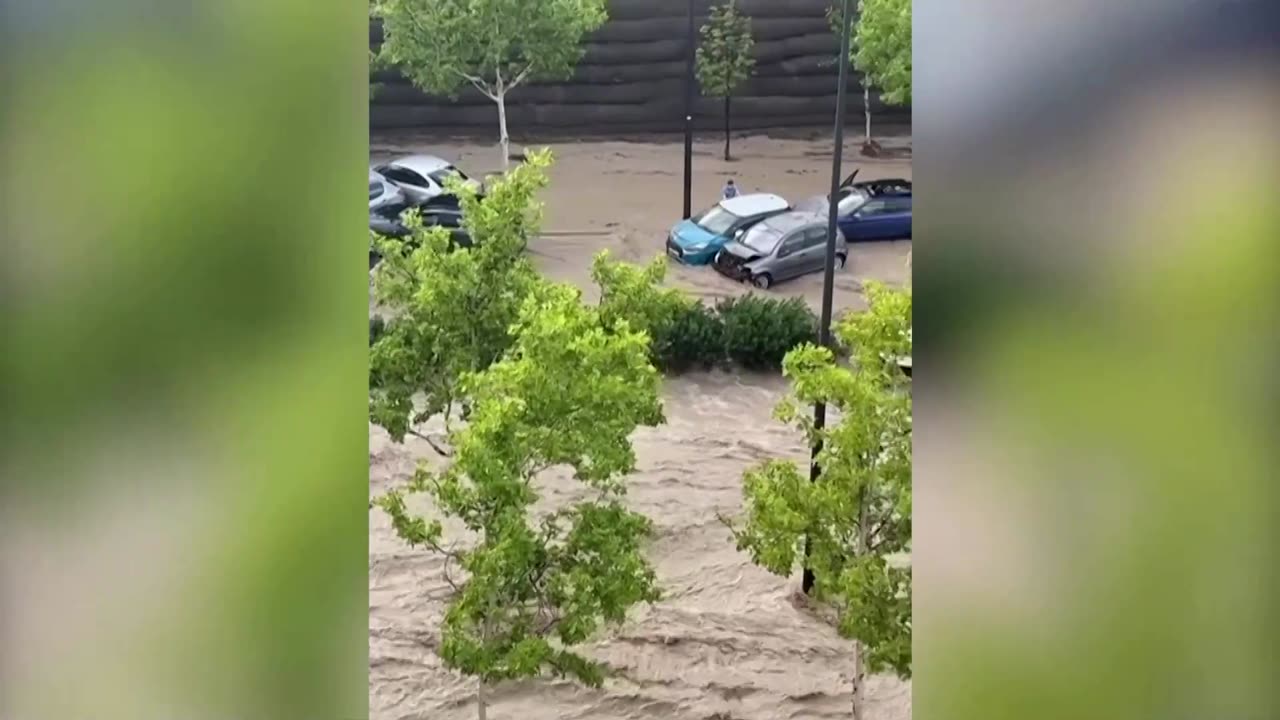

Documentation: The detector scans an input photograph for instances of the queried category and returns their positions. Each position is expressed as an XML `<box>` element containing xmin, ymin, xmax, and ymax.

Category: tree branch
<box><xmin>510</xmin><ymin>64</ymin><xmax>533</xmax><ymax>90</ymax></box>
<box><xmin>409</xmin><ymin>429</ymin><xmax>454</xmax><ymax>457</ymax></box>
<box><xmin>453</xmin><ymin>69</ymin><xmax>496</xmax><ymax>99</ymax></box>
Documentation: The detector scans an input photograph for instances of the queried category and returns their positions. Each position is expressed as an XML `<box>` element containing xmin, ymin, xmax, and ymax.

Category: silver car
<box><xmin>369</xmin><ymin>169</ymin><xmax>406</xmax><ymax>212</ymax></box>
<box><xmin>372</xmin><ymin>154</ymin><xmax>480</xmax><ymax>205</ymax></box>
<box><xmin>711</xmin><ymin>210</ymin><xmax>847</xmax><ymax>289</ymax></box>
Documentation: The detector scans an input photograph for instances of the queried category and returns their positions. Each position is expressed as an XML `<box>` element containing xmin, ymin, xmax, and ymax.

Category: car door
<box><xmin>857</xmin><ymin>198</ymin><xmax>895</xmax><ymax>240</ymax></box>
<box><xmin>772</xmin><ymin>231</ymin><xmax>808</xmax><ymax>280</ymax></box>
<box><xmin>882</xmin><ymin>196</ymin><xmax>912</xmax><ymax>238</ymax></box>
<box><xmin>795</xmin><ymin>226</ymin><xmax>832</xmax><ymax>276</ymax></box>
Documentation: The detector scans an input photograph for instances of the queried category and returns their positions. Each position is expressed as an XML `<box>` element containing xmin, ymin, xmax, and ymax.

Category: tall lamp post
<box><xmin>682</xmin><ymin>0</ymin><xmax>696</xmax><ymax>219</ymax></box>
<box><xmin>802</xmin><ymin>0</ymin><xmax>854</xmax><ymax>596</ymax></box>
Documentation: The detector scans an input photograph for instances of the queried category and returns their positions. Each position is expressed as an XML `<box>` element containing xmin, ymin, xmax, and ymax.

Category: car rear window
<box><xmin>428</xmin><ymin>165</ymin><xmax>470</xmax><ymax>186</ymax></box>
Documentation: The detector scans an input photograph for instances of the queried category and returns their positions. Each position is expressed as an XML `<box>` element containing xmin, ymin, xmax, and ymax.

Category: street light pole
<box><xmin>682</xmin><ymin>0</ymin><xmax>696</xmax><ymax>219</ymax></box>
<box><xmin>802</xmin><ymin>0</ymin><xmax>854</xmax><ymax>596</ymax></box>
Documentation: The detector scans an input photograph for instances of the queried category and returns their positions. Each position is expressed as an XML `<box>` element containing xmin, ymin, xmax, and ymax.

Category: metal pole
<box><xmin>802</xmin><ymin>0</ymin><xmax>854</xmax><ymax>596</ymax></box>
<box><xmin>682</xmin><ymin>0</ymin><xmax>696</xmax><ymax>219</ymax></box>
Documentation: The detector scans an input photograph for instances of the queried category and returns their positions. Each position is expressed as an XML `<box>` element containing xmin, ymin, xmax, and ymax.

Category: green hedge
<box><xmin>652</xmin><ymin>301</ymin><xmax>724</xmax><ymax>373</ymax></box>
<box><xmin>716</xmin><ymin>295</ymin><xmax>818</xmax><ymax>371</ymax></box>
<box><xmin>653</xmin><ymin>293</ymin><xmax>817</xmax><ymax>373</ymax></box>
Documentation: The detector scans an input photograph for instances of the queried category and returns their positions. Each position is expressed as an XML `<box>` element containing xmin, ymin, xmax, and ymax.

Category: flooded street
<box><xmin>370</xmin><ymin>135</ymin><xmax>912</xmax><ymax>719</ymax></box>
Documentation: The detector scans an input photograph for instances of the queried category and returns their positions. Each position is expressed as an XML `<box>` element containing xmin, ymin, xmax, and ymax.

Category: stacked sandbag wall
<box><xmin>369</xmin><ymin>0</ymin><xmax>910</xmax><ymax>134</ymax></box>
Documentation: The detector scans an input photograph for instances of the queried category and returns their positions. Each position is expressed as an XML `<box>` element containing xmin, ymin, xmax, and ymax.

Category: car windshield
<box><xmin>739</xmin><ymin>224</ymin><xmax>783</xmax><ymax>254</ymax></box>
<box><xmin>795</xmin><ymin>195</ymin><xmax>829</xmax><ymax>214</ymax></box>
<box><xmin>692</xmin><ymin>204</ymin><xmax>744</xmax><ymax>235</ymax></box>
<box><xmin>428</xmin><ymin>165</ymin><xmax>470</xmax><ymax>186</ymax></box>
<box><xmin>834</xmin><ymin>187</ymin><xmax>870</xmax><ymax>215</ymax></box>
<box><xmin>369</xmin><ymin>181</ymin><xmax>383</xmax><ymax>200</ymax></box>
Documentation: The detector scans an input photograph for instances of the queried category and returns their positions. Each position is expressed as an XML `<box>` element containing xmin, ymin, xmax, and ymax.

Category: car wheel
<box><xmin>751</xmin><ymin>273</ymin><xmax>772</xmax><ymax>289</ymax></box>
<box><xmin>835</xmin><ymin>253</ymin><xmax>847</xmax><ymax>269</ymax></box>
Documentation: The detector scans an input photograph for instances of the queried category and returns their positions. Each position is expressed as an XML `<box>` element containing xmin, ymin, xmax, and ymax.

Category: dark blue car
<box><xmin>833</xmin><ymin>173</ymin><xmax>912</xmax><ymax>242</ymax></box>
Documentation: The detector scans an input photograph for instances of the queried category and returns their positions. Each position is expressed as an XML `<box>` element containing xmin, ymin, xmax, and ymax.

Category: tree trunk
<box><xmin>723</xmin><ymin>94</ymin><xmax>732</xmax><ymax>161</ymax></box>
<box><xmin>849</xmin><ymin>472</ymin><xmax>873</xmax><ymax>720</ymax></box>
<box><xmin>477</xmin><ymin>678</ymin><xmax>487</xmax><ymax>720</ymax></box>
<box><xmin>863</xmin><ymin>85</ymin><xmax>872</xmax><ymax>144</ymax></box>
<box><xmin>851</xmin><ymin>641</ymin><xmax>866</xmax><ymax>720</ymax></box>
<box><xmin>495</xmin><ymin>92</ymin><xmax>510</xmax><ymax>171</ymax></box>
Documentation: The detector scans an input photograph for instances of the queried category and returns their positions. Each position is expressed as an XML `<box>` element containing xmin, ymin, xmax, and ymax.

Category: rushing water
<box><xmin>369</xmin><ymin>135</ymin><xmax>912</xmax><ymax>719</ymax></box>
<box><xmin>370</xmin><ymin>372</ymin><xmax>910</xmax><ymax>720</ymax></box>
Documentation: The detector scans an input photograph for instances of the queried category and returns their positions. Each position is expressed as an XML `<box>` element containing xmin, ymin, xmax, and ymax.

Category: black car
<box><xmin>369</xmin><ymin>199</ymin><xmax>473</xmax><ymax>268</ymax></box>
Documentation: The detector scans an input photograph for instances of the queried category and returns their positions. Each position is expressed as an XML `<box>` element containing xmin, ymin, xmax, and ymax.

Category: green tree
<box><xmin>728</xmin><ymin>282</ymin><xmax>912</xmax><ymax>719</ymax></box>
<box><xmin>695</xmin><ymin>0</ymin><xmax>756</xmax><ymax>161</ymax></box>
<box><xmin>369</xmin><ymin>149</ymin><xmax>553</xmax><ymax>446</ymax></box>
<box><xmin>831</xmin><ymin>0</ymin><xmax>911</xmax><ymax>151</ymax></box>
<box><xmin>854</xmin><ymin>0</ymin><xmax>911</xmax><ymax>106</ymax></box>
<box><xmin>374</xmin><ymin>281</ymin><xmax>665</xmax><ymax>719</ymax></box>
<box><xmin>372</xmin><ymin>0</ymin><xmax>608</xmax><ymax>170</ymax></box>
<box><xmin>591</xmin><ymin>251</ymin><xmax>690</xmax><ymax>338</ymax></box>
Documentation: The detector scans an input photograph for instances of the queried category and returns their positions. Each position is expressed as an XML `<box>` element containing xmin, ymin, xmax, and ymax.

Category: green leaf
<box><xmin>372</xmin><ymin>156</ymin><xmax>664</xmax><ymax>694</ymax></box>
<box><xmin>695</xmin><ymin>1</ymin><xmax>756</xmax><ymax>98</ymax></box>
<box><xmin>830</xmin><ymin>0</ymin><xmax>912</xmax><ymax>105</ymax></box>
<box><xmin>730</xmin><ymin>284</ymin><xmax>912</xmax><ymax>679</ymax></box>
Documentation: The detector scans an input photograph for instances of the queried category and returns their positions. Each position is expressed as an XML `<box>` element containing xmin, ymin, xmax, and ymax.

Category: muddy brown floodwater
<box><xmin>370</xmin><ymin>134</ymin><xmax>912</xmax><ymax>720</ymax></box>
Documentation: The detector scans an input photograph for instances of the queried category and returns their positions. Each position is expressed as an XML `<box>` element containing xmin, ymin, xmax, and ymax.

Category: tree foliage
<box><xmin>729</xmin><ymin>282</ymin><xmax>912</xmax><ymax>687</ymax></box>
<box><xmin>855</xmin><ymin>0</ymin><xmax>911</xmax><ymax>105</ymax></box>
<box><xmin>591</xmin><ymin>250</ymin><xmax>691</xmax><ymax>340</ymax></box>
<box><xmin>832</xmin><ymin>0</ymin><xmax>912</xmax><ymax>106</ymax></box>
<box><xmin>375</xmin><ymin>281</ymin><xmax>665</xmax><ymax>696</ymax></box>
<box><xmin>372</xmin><ymin>0</ymin><xmax>608</xmax><ymax>166</ymax></box>
<box><xmin>372</xmin><ymin>154</ymin><xmax>667</xmax><ymax>711</ymax></box>
<box><xmin>696</xmin><ymin>0</ymin><xmax>756</xmax><ymax>160</ymax></box>
<box><xmin>373</xmin><ymin>0</ymin><xmax>606</xmax><ymax>97</ymax></box>
<box><xmin>696</xmin><ymin>1</ymin><xmax>755</xmax><ymax>99</ymax></box>
<box><xmin>368</xmin><ymin>149</ymin><xmax>552</xmax><ymax>442</ymax></box>
<box><xmin>591</xmin><ymin>252</ymin><xmax>818</xmax><ymax>372</ymax></box>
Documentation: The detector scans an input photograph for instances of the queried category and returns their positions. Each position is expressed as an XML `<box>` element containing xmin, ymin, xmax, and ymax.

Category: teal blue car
<box><xmin>664</xmin><ymin>193</ymin><xmax>791</xmax><ymax>265</ymax></box>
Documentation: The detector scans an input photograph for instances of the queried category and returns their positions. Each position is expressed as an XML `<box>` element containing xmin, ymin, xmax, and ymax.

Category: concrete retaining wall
<box><xmin>369</xmin><ymin>0</ymin><xmax>910</xmax><ymax>134</ymax></box>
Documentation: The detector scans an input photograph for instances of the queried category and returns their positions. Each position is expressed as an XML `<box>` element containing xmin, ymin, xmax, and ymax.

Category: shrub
<box><xmin>590</xmin><ymin>252</ymin><xmax>822</xmax><ymax>374</ymax></box>
<box><xmin>369</xmin><ymin>314</ymin><xmax>386</xmax><ymax>346</ymax></box>
<box><xmin>717</xmin><ymin>294</ymin><xmax>817</xmax><ymax>370</ymax></box>
<box><xmin>653</xmin><ymin>301</ymin><xmax>725</xmax><ymax>373</ymax></box>
<box><xmin>592</xmin><ymin>251</ymin><xmax>688</xmax><ymax>339</ymax></box>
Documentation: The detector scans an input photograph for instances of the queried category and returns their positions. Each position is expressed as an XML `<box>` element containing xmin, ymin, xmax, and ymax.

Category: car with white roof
<box><xmin>372</xmin><ymin>154</ymin><xmax>481</xmax><ymax>205</ymax></box>
<box><xmin>665</xmin><ymin>193</ymin><xmax>791</xmax><ymax>266</ymax></box>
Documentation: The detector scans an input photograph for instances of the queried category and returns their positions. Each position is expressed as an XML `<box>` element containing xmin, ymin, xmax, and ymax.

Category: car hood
<box><xmin>795</xmin><ymin>195</ymin><xmax>830</xmax><ymax>215</ymax></box>
<box><xmin>670</xmin><ymin>219</ymin><xmax>720</xmax><ymax>247</ymax></box>
<box><xmin>719</xmin><ymin>240</ymin><xmax>768</xmax><ymax>263</ymax></box>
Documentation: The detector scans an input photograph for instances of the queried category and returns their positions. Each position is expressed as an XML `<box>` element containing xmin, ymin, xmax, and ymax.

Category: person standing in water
<box><xmin>722</xmin><ymin>178</ymin><xmax>739</xmax><ymax>199</ymax></box>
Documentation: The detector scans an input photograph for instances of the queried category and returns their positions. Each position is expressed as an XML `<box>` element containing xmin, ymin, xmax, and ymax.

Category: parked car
<box><xmin>830</xmin><ymin>172</ymin><xmax>912</xmax><ymax>241</ymax></box>
<box><xmin>665</xmin><ymin>193</ymin><xmax>790</xmax><ymax>265</ymax></box>
<box><xmin>369</xmin><ymin>203</ymin><xmax>472</xmax><ymax>268</ymax></box>
<box><xmin>369</xmin><ymin>169</ymin><xmax>407</xmax><ymax>213</ymax></box>
<box><xmin>711</xmin><ymin>210</ymin><xmax>847</xmax><ymax>289</ymax></box>
<box><xmin>373</xmin><ymin>155</ymin><xmax>481</xmax><ymax>205</ymax></box>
